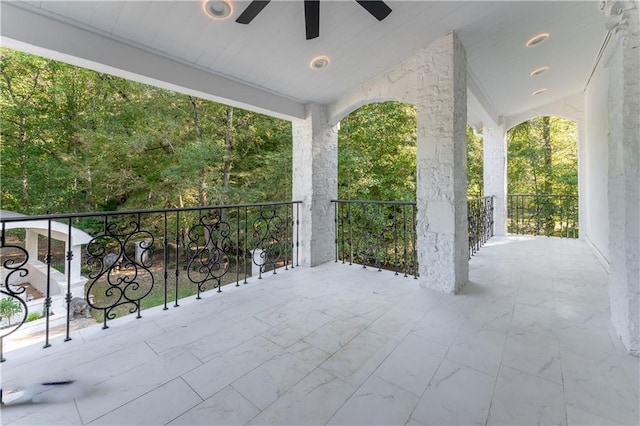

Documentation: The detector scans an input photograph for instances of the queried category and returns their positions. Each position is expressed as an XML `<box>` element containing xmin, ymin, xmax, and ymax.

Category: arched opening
<box><xmin>337</xmin><ymin>101</ymin><xmax>487</xmax><ymax>201</ymax></box>
<box><xmin>338</xmin><ymin>101</ymin><xmax>417</xmax><ymax>201</ymax></box>
<box><xmin>334</xmin><ymin>101</ymin><xmax>418</xmax><ymax>274</ymax></box>
<box><xmin>506</xmin><ymin>116</ymin><xmax>579</xmax><ymax>237</ymax></box>
<box><xmin>333</xmin><ymin>101</ymin><xmax>492</xmax><ymax>272</ymax></box>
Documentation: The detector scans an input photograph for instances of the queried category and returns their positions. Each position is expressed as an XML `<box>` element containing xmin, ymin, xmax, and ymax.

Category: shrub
<box><xmin>26</xmin><ymin>312</ymin><xmax>41</xmax><ymax>322</ymax></box>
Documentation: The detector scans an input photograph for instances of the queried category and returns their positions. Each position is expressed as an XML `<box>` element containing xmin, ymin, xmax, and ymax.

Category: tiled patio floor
<box><xmin>1</xmin><ymin>236</ymin><xmax>638</xmax><ymax>425</ymax></box>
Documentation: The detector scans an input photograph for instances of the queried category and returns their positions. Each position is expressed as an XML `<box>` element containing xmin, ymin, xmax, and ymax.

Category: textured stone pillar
<box><xmin>483</xmin><ymin>124</ymin><xmax>507</xmax><ymax>236</ymax></box>
<box><xmin>604</xmin><ymin>2</ymin><xmax>640</xmax><ymax>355</ymax></box>
<box><xmin>415</xmin><ymin>33</ymin><xmax>468</xmax><ymax>294</ymax></box>
<box><xmin>25</xmin><ymin>229</ymin><xmax>38</xmax><ymax>263</ymax></box>
<box><xmin>69</xmin><ymin>242</ymin><xmax>84</xmax><ymax>285</ymax></box>
<box><xmin>292</xmin><ymin>104</ymin><xmax>338</xmax><ymax>267</ymax></box>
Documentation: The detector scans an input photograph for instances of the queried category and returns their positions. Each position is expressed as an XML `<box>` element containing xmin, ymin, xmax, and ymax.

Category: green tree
<box><xmin>467</xmin><ymin>126</ymin><xmax>484</xmax><ymax>197</ymax></box>
<box><xmin>338</xmin><ymin>101</ymin><xmax>485</xmax><ymax>201</ymax></box>
<box><xmin>0</xmin><ymin>297</ymin><xmax>23</xmax><ymax>326</ymax></box>
<box><xmin>507</xmin><ymin>116</ymin><xmax>578</xmax><ymax>235</ymax></box>
<box><xmin>338</xmin><ymin>102</ymin><xmax>417</xmax><ymax>201</ymax></box>
<box><xmin>0</xmin><ymin>49</ymin><xmax>67</xmax><ymax>213</ymax></box>
<box><xmin>507</xmin><ymin>116</ymin><xmax>577</xmax><ymax>195</ymax></box>
<box><xmin>1</xmin><ymin>48</ymin><xmax>508</xmax><ymax>215</ymax></box>
<box><xmin>1</xmin><ymin>47</ymin><xmax>294</xmax><ymax>214</ymax></box>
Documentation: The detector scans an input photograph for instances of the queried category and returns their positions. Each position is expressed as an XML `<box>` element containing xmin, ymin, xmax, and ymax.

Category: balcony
<box><xmin>1</xmin><ymin>219</ymin><xmax>637</xmax><ymax>424</ymax></box>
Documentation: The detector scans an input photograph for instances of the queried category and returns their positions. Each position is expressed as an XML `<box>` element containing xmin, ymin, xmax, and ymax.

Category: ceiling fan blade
<box><xmin>235</xmin><ymin>0</ymin><xmax>271</xmax><ymax>24</ymax></box>
<box><xmin>304</xmin><ymin>0</ymin><xmax>320</xmax><ymax>40</ymax></box>
<box><xmin>355</xmin><ymin>0</ymin><xmax>392</xmax><ymax>21</ymax></box>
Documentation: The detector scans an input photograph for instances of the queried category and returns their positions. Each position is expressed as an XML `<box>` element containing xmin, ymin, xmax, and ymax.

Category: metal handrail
<box><xmin>0</xmin><ymin>201</ymin><xmax>302</xmax><ymax>223</ymax></box>
<box><xmin>507</xmin><ymin>194</ymin><xmax>578</xmax><ymax>238</ymax></box>
<box><xmin>331</xmin><ymin>196</ymin><xmax>496</xmax><ymax>277</ymax></box>
<box><xmin>331</xmin><ymin>200</ymin><xmax>419</xmax><ymax>278</ymax></box>
<box><xmin>0</xmin><ymin>201</ymin><xmax>301</xmax><ymax>362</ymax></box>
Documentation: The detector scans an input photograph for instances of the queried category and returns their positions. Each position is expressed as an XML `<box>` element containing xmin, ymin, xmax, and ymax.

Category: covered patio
<box><xmin>3</xmin><ymin>0</ymin><xmax>637</xmax><ymax>354</ymax></box>
<box><xmin>0</xmin><ymin>1</ymin><xmax>639</xmax><ymax>424</ymax></box>
<box><xmin>2</xmin><ymin>236</ymin><xmax>638</xmax><ymax>425</ymax></box>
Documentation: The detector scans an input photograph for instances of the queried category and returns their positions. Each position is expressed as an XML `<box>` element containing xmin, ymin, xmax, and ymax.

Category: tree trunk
<box><xmin>542</xmin><ymin>116</ymin><xmax>552</xmax><ymax>194</ymax></box>
<box><xmin>18</xmin><ymin>111</ymin><xmax>29</xmax><ymax>211</ymax></box>
<box><xmin>190</xmin><ymin>96</ymin><xmax>208</xmax><ymax>206</ymax></box>
<box><xmin>540</xmin><ymin>116</ymin><xmax>554</xmax><ymax>234</ymax></box>
<box><xmin>199</xmin><ymin>169</ymin><xmax>208</xmax><ymax>206</ymax></box>
<box><xmin>223</xmin><ymin>107</ymin><xmax>233</xmax><ymax>189</ymax></box>
<box><xmin>220</xmin><ymin>107</ymin><xmax>234</xmax><ymax>224</ymax></box>
<box><xmin>84</xmin><ymin>169</ymin><xmax>93</xmax><ymax>211</ymax></box>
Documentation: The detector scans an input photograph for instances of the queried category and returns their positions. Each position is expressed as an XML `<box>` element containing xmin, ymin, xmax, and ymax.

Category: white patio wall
<box><xmin>583</xmin><ymin>59</ymin><xmax>610</xmax><ymax>267</ymax></box>
<box><xmin>482</xmin><ymin>124</ymin><xmax>507</xmax><ymax>236</ymax></box>
<box><xmin>603</xmin><ymin>0</ymin><xmax>639</xmax><ymax>355</ymax></box>
<box><xmin>581</xmin><ymin>0</ymin><xmax>639</xmax><ymax>355</ymax></box>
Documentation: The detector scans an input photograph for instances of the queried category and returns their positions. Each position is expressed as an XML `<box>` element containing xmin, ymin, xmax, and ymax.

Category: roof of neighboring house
<box><xmin>0</xmin><ymin>210</ymin><xmax>93</xmax><ymax>245</ymax></box>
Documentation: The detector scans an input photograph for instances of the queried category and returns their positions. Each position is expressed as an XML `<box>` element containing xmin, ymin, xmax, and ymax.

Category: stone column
<box><xmin>483</xmin><ymin>124</ymin><xmax>507</xmax><ymax>235</ymax></box>
<box><xmin>415</xmin><ymin>33</ymin><xmax>469</xmax><ymax>294</ymax></box>
<box><xmin>25</xmin><ymin>229</ymin><xmax>38</xmax><ymax>263</ymax></box>
<box><xmin>603</xmin><ymin>1</ymin><xmax>640</xmax><ymax>355</ymax></box>
<box><xmin>292</xmin><ymin>103</ymin><xmax>338</xmax><ymax>267</ymax></box>
<box><xmin>69</xmin><ymin>244</ymin><xmax>83</xmax><ymax>285</ymax></box>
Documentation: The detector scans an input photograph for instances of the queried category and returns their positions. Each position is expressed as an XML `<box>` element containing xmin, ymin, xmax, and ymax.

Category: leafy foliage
<box><xmin>1</xmin><ymin>48</ymin><xmax>576</xmax><ymax>217</ymax></box>
<box><xmin>507</xmin><ymin>117</ymin><xmax>578</xmax><ymax>195</ymax></box>
<box><xmin>0</xmin><ymin>297</ymin><xmax>23</xmax><ymax>326</ymax></box>
<box><xmin>338</xmin><ymin>102</ymin><xmax>485</xmax><ymax>200</ymax></box>
<box><xmin>506</xmin><ymin>116</ymin><xmax>578</xmax><ymax>236</ymax></box>
<box><xmin>467</xmin><ymin>126</ymin><xmax>484</xmax><ymax>198</ymax></box>
<box><xmin>338</xmin><ymin>102</ymin><xmax>418</xmax><ymax>201</ymax></box>
<box><xmin>1</xmin><ymin>48</ymin><xmax>291</xmax><ymax>215</ymax></box>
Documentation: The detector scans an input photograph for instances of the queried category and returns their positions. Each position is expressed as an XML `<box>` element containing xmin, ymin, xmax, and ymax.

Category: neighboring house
<box><xmin>0</xmin><ymin>210</ymin><xmax>93</xmax><ymax>325</ymax></box>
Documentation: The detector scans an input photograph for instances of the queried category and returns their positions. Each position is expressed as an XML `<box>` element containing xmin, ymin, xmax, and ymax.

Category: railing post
<box><xmin>64</xmin><ymin>219</ymin><xmax>73</xmax><ymax>342</ymax></box>
<box><xmin>174</xmin><ymin>211</ymin><xmax>180</xmax><ymax>307</ymax></box>
<box><xmin>331</xmin><ymin>200</ymin><xmax>338</xmax><ymax>263</ymax></box>
<box><xmin>163</xmin><ymin>212</ymin><xmax>169</xmax><ymax>310</ymax></box>
<box><xmin>43</xmin><ymin>220</ymin><xmax>52</xmax><ymax>348</ymax></box>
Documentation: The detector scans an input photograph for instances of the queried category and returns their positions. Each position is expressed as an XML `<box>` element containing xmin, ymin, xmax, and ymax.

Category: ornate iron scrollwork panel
<box><xmin>0</xmin><ymin>227</ymin><xmax>29</xmax><ymax>361</ymax></box>
<box><xmin>85</xmin><ymin>216</ymin><xmax>154</xmax><ymax>328</ymax></box>
<box><xmin>252</xmin><ymin>207</ymin><xmax>286</xmax><ymax>277</ymax></box>
<box><xmin>186</xmin><ymin>211</ymin><xmax>231</xmax><ymax>296</ymax></box>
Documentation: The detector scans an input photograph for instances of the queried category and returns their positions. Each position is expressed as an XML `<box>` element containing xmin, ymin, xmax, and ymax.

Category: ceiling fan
<box><xmin>235</xmin><ymin>0</ymin><xmax>392</xmax><ymax>40</ymax></box>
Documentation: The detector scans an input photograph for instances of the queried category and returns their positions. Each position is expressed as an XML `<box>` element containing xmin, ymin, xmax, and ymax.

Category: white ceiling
<box><xmin>1</xmin><ymin>1</ymin><xmax>606</xmax><ymax>123</ymax></box>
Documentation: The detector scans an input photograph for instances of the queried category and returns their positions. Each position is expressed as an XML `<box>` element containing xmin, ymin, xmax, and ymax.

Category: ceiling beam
<box><xmin>0</xmin><ymin>2</ymin><xmax>306</xmax><ymax>121</ymax></box>
<box><xmin>467</xmin><ymin>69</ymin><xmax>501</xmax><ymax>128</ymax></box>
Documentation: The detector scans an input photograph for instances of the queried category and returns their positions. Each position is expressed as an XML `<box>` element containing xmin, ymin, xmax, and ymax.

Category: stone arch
<box><xmin>504</xmin><ymin>94</ymin><xmax>584</xmax><ymax>131</ymax></box>
<box><xmin>327</xmin><ymin>53</ymin><xmax>420</xmax><ymax>125</ymax></box>
<box><xmin>506</xmin><ymin>113</ymin><xmax>581</xmax><ymax>133</ymax></box>
<box><xmin>505</xmin><ymin>115</ymin><xmax>580</xmax><ymax>237</ymax></box>
<box><xmin>329</xmin><ymin>96</ymin><xmax>412</xmax><ymax>126</ymax></box>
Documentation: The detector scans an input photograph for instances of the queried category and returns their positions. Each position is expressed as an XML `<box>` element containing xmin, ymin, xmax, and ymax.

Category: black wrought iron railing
<box><xmin>508</xmin><ymin>194</ymin><xmax>578</xmax><ymax>238</ymax></box>
<box><xmin>0</xmin><ymin>201</ymin><xmax>300</xmax><ymax>361</ymax></box>
<box><xmin>332</xmin><ymin>200</ymin><xmax>418</xmax><ymax>278</ymax></box>
<box><xmin>468</xmin><ymin>196</ymin><xmax>494</xmax><ymax>257</ymax></box>
<box><xmin>331</xmin><ymin>196</ymin><xmax>495</xmax><ymax>277</ymax></box>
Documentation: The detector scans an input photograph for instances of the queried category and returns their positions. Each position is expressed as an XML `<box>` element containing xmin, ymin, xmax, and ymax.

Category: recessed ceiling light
<box><xmin>526</xmin><ymin>33</ymin><xmax>549</xmax><ymax>47</ymax></box>
<box><xmin>532</xmin><ymin>88</ymin><xmax>548</xmax><ymax>96</ymax></box>
<box><xmin>203</xmin><ymin>0</ymin><xmax>233</xmax><ymax>20</ymax></box>
<box><xmin>310</xmin><ymin>55</ymin><xmax>330</xmax><ymax>70</ymax></box>
<box><xmin>530</xmin><ymin>66</ymin><xmax>549</xmax><ymax>77</ymax></box>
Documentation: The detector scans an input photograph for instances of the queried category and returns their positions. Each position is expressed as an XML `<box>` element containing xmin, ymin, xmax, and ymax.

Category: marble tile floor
<box><xmin>1</xmin><ymin>236</ymin><xmax>638</xmax><ymax>426</ymax></box>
